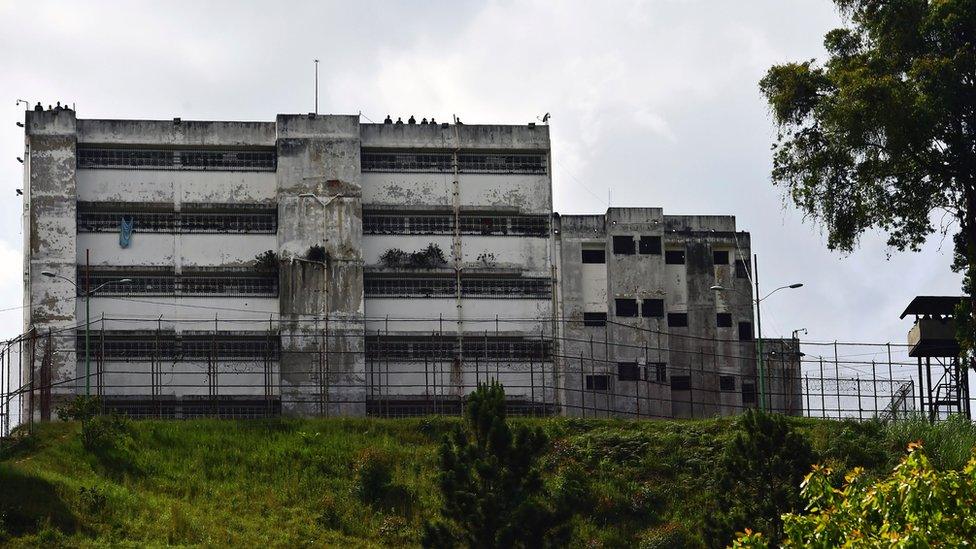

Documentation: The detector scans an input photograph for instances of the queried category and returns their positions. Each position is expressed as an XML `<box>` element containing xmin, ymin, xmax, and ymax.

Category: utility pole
<box><xmin>754</xmin><ymin>254</ymin><xmax>766</xmax><ymax>411</ymax></box>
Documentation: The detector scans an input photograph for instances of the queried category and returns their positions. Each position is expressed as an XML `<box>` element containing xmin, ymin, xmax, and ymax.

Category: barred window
<box><xmin>179</xmin><ymin>211</ymin><xmax>277</xmax><ymax>233</ymax></box>
<box><xmin>742</xmin><ymin>382</ymin><xmax>757</xmax><ymax>404</ymax></box>
<box><xmin>365</xmin><ymin>336</ymin><xmax>551</xmax><ymax>361</ymax></box>
<box><xmin>77</xmin><ymin>205</ymin><xmax>277</xmax><ymax>234</ymax></box>
<box><xmin>671</xmin><ymin>375</ymin><xmax>691</xmax><ymax>391</ymax></box>
<box><xmin>77</xmin><ymin>269</ymin><xmax>277</xmax><ymax>297</ymax></box>
<box><xmin>362</xmin><ymin>212</ymin><xmax>548</xmax><ymax>236</ymax></box>
<box><xmin>617</xmin><ymin>362</ymin><xmax>640</xmax><ymax>381</ymax></box>
<box><xmin>460</xmin><ymin>277</ymin><xmax>551</xmax><ymax>298</ymax></box>
<box><xmin>583</xmin><ymin>312</ymin><xmax>607</xmax><ymax>327</ymax></box>
<box><xmin>77</xmin><ymin>147</ymin><xmax>276</xmax><ymax>171</ymax></box>
<box><xmin>86</xmin><ymin>331</ymin><xmax>279</xmax><ymax>361</ymax></box>
<box><xmin>361</xmin><ymin>150</ymin><xmax>547</xmax><ymax>174</ymax></box>
<box><xmin>77</xmin><ymin>211</ymin><xmax>176</xmax><ymax>233</ymax></box>
<box><xmin>180</xmin><ymin>274</ymin><xmax>278</xmax><ymax>296</ymax></box>
<box><xmin>585</xmin><ymin>375</ymin><xmax>609</xmax><ymax>391</ymax></box>
<box><xmin>720</xmin><ymin>375</ymin><xmax>736</xmax><ymax>391</ymax></box>
<box><xmin>364</xmin><ymin>277</ymin><xmax>456</xmax><ymax>297</ymax></box>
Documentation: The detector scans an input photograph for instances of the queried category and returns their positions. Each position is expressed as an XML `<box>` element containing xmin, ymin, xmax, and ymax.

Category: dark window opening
<box><xmin>617</xmin><ymin>362</ymin><xmax>640</xmax><ymax>381</ymax></box>
<box><xmin>581</xmin><ymin>249</ymin><xmax>606</xmax><ymax>264</ymax></box>
<box><xmin>648</xmin><ymin>362</ymin><xmax>667</xmax><ymax>383</ymax></box>
<box><xmin>735</xmin><ymin>259</ymin><xmax>749</xmax><ymax>279</ymax></box>
<box><xmin>583</xmin><ymin>312</ymin><xmax>607</xmax><ymax>327</ymax></box>
<box><xmin>671</xmin><ymin>375</ymin><xmax>691</xmax><ymax>391</ymax></box>
<box><xmin>665</xmin><ymin>250</ymin><xmax>686</xmax><ymax>265</ymax></box>
<box><xmin>612</xmin><ymin>236</ymin><xmax>636</xmax><ymax>255</ymax></box>
<box><xmin>713</xmin><ymin>250</ymin><xmax>730</xmax><ymax>265</ymax></box>
<box><xmin>615</xmin><ymin>299</ymin><xmax>638</xmax><ymax>317</ymax></box>
<box><xmin>717</xmin><ymin>313</ymin><xmax>733</xmax><ymax>328</ymax></box>
<box><xmin>738</xmin><ymin>322</ymin><xmax>753</xmax><ymax>341</ymax></box>
<box><xmin>585</xmin><ymin>375</ymin><xmax>610</xmax><ymax>391</ymax></box>
<box><xmin>667</xmin><ymin>313</ymin><xmax>688</xmax><ymax>327</ymax></box>
<box><xmin>742</xmin><ymin>382</ymin><xmax>757</xmax><ymax>404</ymax></box>
<box><xmin>720</xmin><ymin>375</ymin><xmax>736</xmax><ymax>391</ymax></box>
<box><xmin>642</xmin><ymin>299</ymin><xmax>664</xmax><ymax>318</ymax></box>
<box><xmin>639</xmin><ymin>235</ymin><xmax>662</xmax><ymax>255</ymax></box>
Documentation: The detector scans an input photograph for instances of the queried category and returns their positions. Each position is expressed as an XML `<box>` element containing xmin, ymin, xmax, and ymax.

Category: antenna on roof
<box><xmin>313</xmin><ymin>59</ymin><xmax>320</xmax><ymax>115</ymax></box>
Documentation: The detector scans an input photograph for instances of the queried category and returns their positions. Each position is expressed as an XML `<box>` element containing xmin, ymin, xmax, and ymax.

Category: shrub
<box><xmin>253</xmin><ymin>250</ymin><xmax>279</xmax><ymax>272</ymax></box>
<box><xmin>423</xmin><ymin>382</ymin><xmax>581</xmax><ymax>548</ymax></box>
<box><xmin>705</xmin><ymin>410</ymin><xmax>814</xmax><ymax>547</ymax></box>
<box><xmin>734</xmin><ymin>443</ymin><xmax>976</xmax><ymax>547</ymax></box>
<box><xmin>353</xmin><ymin>449</ymin><xmax>394</xmax><ymax>505</ymax></box>
<box><xmin>56</xmin><ymin>395</ymin><xmax>100</xmax><ymax>422</ymax></box>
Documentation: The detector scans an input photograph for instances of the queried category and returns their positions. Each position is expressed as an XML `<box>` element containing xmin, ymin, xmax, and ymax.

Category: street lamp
<box><xmin>40</xmin><ymin>271</ymin><xmax>132</xmax><ymax>396</ymax></box>
<box><xmin>711</xmin><ymin>254</ymin><xmax>802</xmax><ymax>412</ymax></box>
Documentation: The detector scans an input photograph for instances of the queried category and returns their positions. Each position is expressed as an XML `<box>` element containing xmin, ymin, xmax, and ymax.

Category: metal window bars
<box><xmin>76</xmin><ymin>269</ymin><xmax>278</xmax><ymax>297</ymax></box>
<box><xmin>363</xmin><ymin>213</ymin><xmax>549</xmax><ymax>236</ymax></box>
<box><xmin>361</xmin><ymin>151</ymin><xmax>547</xmax><ymax>174</ymax></box>
<box><xmin>77</xmin><ymin>209</ymin><xmax>277</xmax><ymax>234</ymax></box>
<box><xmin>82</xmin><ymin>332</ymin><xmax>279</xmax><ymax>361</ymax></box>
<box><xmin>364</xmin><ymin>335</ymin><xmax>552</xmax><ymax>362</ymax></box>
<box><xmin>77</xmin><ymin>147</ymin><xmax>276</xmax><ymax>171</ymax></box>
<box><xmin>363</xmin><ymin>276</ymin><xmax>551</xmax><ymax>298</ymax></box>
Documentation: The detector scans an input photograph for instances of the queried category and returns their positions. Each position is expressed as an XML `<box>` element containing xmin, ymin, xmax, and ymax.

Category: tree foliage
<box><xmin>759</xmin><ymin>0</ymin><xmax>976</xmax><ymax>351</ymax></box>
<box><xmin>705</xmin><ymin>410</ymin><xmax>814</xmax><ymax>547</ymax></box>
<box><xmin>733</xmin><ymin>442</ymin><xmax>976</xmax><ymax>547</ymax></box>
<box><xmin>422</xmin><ymin>382</ymin><xmax>578</xmax><ymax>548</ymax></box>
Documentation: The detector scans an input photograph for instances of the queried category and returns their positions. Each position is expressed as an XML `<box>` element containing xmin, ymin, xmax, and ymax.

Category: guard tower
<box><xmin>900</xmin><ymin>296</ymin><xmax>970</xmax><ymax>421</ymax></box>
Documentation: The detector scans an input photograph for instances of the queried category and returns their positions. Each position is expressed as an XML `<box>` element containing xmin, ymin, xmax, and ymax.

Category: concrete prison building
<box><xmin>19</xmin><ymin>105</ymin><xmax>801</xmax><ymax>420</ymax></box>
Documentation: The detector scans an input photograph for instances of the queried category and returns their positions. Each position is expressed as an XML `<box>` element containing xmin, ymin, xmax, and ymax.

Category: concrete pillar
<box><xmin>23</xmin><ymin>108</ymin><xmax>79</xmax><ymax>420</ymax></box>
<box><xmin>276</xmin><ymin>114</ymin><xmax>365</xmax><ymax>416</ymax></box>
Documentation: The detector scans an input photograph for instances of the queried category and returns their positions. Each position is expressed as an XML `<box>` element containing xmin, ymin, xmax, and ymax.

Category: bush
<box><xmin>705</xmin><ymin>410</ymin><xmax>814</xmax><ymax>547</ymax></box>
<box><xmin>353</xmin><ymin>449</ymin><xmax>394</xmax><ymax>505</ymax></box>
<box><xmin>56</xmin><ymin>395</ymin><xmax>100</xmax><ymax>422</ymax></box>
<box><xmin>423</xmin><ymin>382</ymin><xmax>581</xmax><ymax>548</ymax></box>
<box><xmin>734</xmin><ymin>443</ymin><xmax>976</xmax><ymax>547</ymax></box>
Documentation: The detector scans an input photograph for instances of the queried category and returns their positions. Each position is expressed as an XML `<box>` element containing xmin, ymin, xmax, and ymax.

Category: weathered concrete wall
<box><xmin>77</xmin><ymin>119</ymin><xmax>275</xmax><ymax>147</ymax></box>
<box><xmin>77</xmin><ymin>170</ymin><xmax>276</xmax><ymax>204</ymax></box>
<box><xmin>557</xmin><ymin>208</ymin><xmax>763</xmax><ymax>419</ymax></box>
<box><xmin>276</xmin><ymin>114</ymin><xmax>365</xmax><ymax>416</ymax></box>
<box><xmin>360</xmin><ymin>123</ymin><xmax>550</xmax><ymax>150</ymax></box>
<box><xmin>23</xmin><ymin>108</ymin><xmax>79</xmax><ymax>419</ymax></box>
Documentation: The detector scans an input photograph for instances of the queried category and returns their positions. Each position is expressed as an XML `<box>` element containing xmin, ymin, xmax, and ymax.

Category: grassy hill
<box><xmin>0</xmin><ymin>414</ymin><xmax>973</xmax><ymax>547</ymax></box>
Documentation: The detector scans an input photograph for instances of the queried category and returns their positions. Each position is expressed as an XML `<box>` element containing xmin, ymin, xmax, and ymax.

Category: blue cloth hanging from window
<box><xmin>119</xmin><ymin>216</ymin><xmax>134</xmax><ymax>248</ymax></box>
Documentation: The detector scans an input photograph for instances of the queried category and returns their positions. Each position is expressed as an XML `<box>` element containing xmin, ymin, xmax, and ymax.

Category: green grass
<box><xmin>0</xmin><ymin>414</ymin><xmax>972</xmax><ymax>547</ymax></box>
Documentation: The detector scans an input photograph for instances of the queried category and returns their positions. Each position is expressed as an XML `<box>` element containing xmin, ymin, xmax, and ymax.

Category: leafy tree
<box><xmin>733</xmin><ymin>442</ymin><xmax>976</xmax><ymax>547</ymax></box>
<box><xmin>759</xmin><ymin>0</ymin><xmax>976</xmax><ymax>353</ymax></box>
<box><xmin>422</xmin><ymin>382</ymin><xmax>577</xmax><ymax>548</ymax></box>
<box><xmin>705</xmin><ymin>410</ymin><xmax>814</xmax><ymax>547</ymax></box>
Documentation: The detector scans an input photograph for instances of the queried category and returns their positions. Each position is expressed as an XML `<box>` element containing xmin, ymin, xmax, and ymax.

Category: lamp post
<box><xmin>40</xmin><ymin>271</ymin><xmax>131</xmax><ymax>396</ymax></box>
<box><xmin>711</xmin><ymin>254</ymin><xmax>802</xmax><ymax>412</ymax></box>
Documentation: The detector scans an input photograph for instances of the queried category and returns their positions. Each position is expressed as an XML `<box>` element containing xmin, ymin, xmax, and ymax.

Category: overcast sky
<box><xmin>0</xmin><ymin>0</ymin><xmax>962</xmax><ymax>349</ymax></box>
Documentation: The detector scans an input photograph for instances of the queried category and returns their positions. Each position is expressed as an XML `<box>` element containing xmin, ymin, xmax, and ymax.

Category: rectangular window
<box><xmin>735</xmin><ymin>259</ymin><xmax>749</xmax><ymax>279</ymax></box>
<box><xmin>665</xmin><ymin>250</ymin><xmax>686</xmax><ymax>265</ymax></box>
<box><xmin>671</xmin><ymin>375</ymin><xmax>691</xmax><ymax>391</ymax></box>
<box><xmin>720</xmin><ymin>375</ymin><xmax>736</xmax><ymax>391</ymax></box>
<box><xmin>581</xmin><ymin>249</ymin><xmax>606</xmax><ymax>264</ymax></box>
<box><xmin>585</xmin><ymin>374</ymin><xmax>610</xmax><ymax>391</ymax></box>
<box><xmin>742</xmin><ymin>382</ymin><xmax>757</xmax><ymax>404</ymax></box>
<box><xmin>583</xmin><ymin>312</ymin><xmax>607</xmax><ymax>327</ymax></box>
<box><xmin>717</xmin><ymin>313</ymin><xmax>733</xmax><ymax>328</ymax></box>
<box><xmin>642</xmin><ymin>299</ymin><xmax>664</xmax><ymax>318</ymax></box>
<box><xmin>648</xmin><ymin>362</ymin><xmax>667</xmax><ymax>383</ymax></box>
<box><xmin>615</xmin><ymin>299</ymin><xmax>638</xmax><ymax>317</ymax></box>
<box><xmin>617</xmin><ymin>362</ymin><xmax>640</xmax><ymax>381</ymax></box>
<box><xmin>360</xmin><ymin>150</ymin><xmax>547</xmax><ymax>174</ymax></box>
<box><xmin>612</xmin><ymin>236</ymin><xmax>636</xmax><ymax>255</ymax></box>
<box><xmin>713</xmin><ymin>250</ymin><xmax>730</xmax><ymax>265</ymax></box>
<box><xmin>77</xmin><ymin>147</ymin><xmax>276</xmax><ymax>171</ymax></box>
<box><xmin>738</xmin><ymin>321</ymin><xmax>753</xmax><ymax>341</ymax></box>
<box><xmin>639</xmin><ymin>235</ymin><xmax>662</xmax><ymax>255</ymax></box>
<box><xmin>667</xmin><ymin>313</ymin><xmax>689</xmax><ymax>328</ymax></box>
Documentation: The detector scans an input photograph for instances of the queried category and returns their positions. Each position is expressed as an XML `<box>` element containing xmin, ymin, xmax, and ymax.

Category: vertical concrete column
<box><xmin>276</xmin><ymin>115</ymin><xmax>365</xmax><ymax>416</ymax></box>
<box><xmin>23</xmin><ymin>109</ymin><xmax>78</xmax><ymax>420</ymax></box>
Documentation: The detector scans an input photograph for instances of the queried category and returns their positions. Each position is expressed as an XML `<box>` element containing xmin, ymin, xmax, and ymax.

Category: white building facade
<box><xmin>19</xmin><ymin>107</ymin><xmax>799</xmax><ymax>419</ymax></box>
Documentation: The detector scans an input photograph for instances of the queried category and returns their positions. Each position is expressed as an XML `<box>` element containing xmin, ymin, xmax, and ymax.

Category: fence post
<box><xmin>833</xmin><ymin>342</ymin><xmax>841</xmax><ymax>419</ymax></box>
<box><xmin>580</xmin><ymin>351</ymin><xmax>586</xmax><ymax>418</ymax></box>
<box><xmin>856</xmin><ymin>376</ymin><xmax>862</xmax><ymax>421</ymax></box>
<box><xmin>871</xmin><ymin>360</ymin><xmax>878</xmax><ymax>418</ymax></box>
